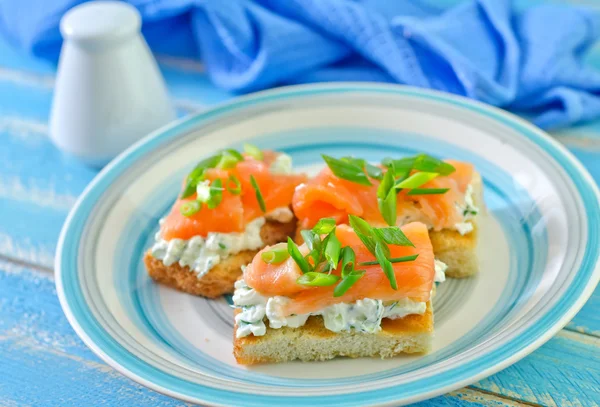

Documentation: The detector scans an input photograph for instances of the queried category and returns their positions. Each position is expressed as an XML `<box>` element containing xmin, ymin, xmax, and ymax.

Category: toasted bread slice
<box><xmin>431</xmin><ymin>172</ymin><xmax>483</xmax><ymax>278</ymax></box>
<box><xmin>145</xmin><ymin>218</ymin><xmax>296</xmax><ymax>298</ymax></box>
<box><xmin>233</xmin><ymin>302</ymin><xmax>433</xmax><ymax>364</ymax></box>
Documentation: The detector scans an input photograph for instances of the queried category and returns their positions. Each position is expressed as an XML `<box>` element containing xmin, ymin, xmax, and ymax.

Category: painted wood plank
<box><xmin>0</xmin><ymin>261</ymin><xmax>524</xmax><ymax>407</ymax></box>
<box><xmin>473</xmin><ymin>330</ymin><xmax>600</xmax><ymax>406</ymax></box>
<box><xmin>1</xmin><ymin>262</ymin><xmax>598</xmax><ymax>407</ymax></box>
<box><xmin>567</xmin><ymin>282</ymin><xmax>600</xmax><ymax>337</ymax></box>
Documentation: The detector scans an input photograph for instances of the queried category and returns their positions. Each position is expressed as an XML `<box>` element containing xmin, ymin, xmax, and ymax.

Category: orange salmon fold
<box><xmin>161</xmin><ymin>152</ymin><xmax>306</xmax><ymax>241</ymax></box>
<box><xmin>292</xmin><ymin>160</ymin><xmax>474</xmax><ymax>231</ymax></box>
<box><xmin>244</xmin><ymin>223</ymin><xmax>435</xmax><ymax>315</ymax></box>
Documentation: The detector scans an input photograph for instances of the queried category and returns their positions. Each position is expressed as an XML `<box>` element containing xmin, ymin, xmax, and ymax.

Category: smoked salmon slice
<box><xmin>293</xmin><ymin>159</ymin><xmax>474</xmax><ymax>231</ymax></box>
<box><xmin>244</xmin><ymin>222</ymin><xmax>435</xmax><ymax>315</ymax></box>
<box><xmin>160</xmin><ymin>152</ymin><xmax>306</xmax><ymax>241</ymax></box>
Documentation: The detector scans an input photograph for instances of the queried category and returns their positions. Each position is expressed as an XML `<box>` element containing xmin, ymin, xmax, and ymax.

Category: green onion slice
<box><xmin>179</xmin><ymin>200</ymin><xmax>202</xmax><ymax>217</ymax></box>
<box><xmin>365</xmin><ymin>163</ymin><xmax>383</xmax><ymax>180</ymax></box>
<box><xmin>324</xmin><ymin>232</ymin><xmax>341</xmax><ymax>270</ymax></box>
<box><xmin>382</xmin><ymin>156</ymin><xmax>416</xmax><ymax>176</ymax></box>
<box><xmin>359</xmin><ymin>254</ymin><xmax>418</xmax><ymax>266</ymax></box>
<box><xmin>206</xmin><ymin>179</ymin><xmax>223</xmax><ymax>209</ymax></box>
<box><xmin>249</xmin><ymin>175</ymin><xmax>267</xmax><ymax>212</ymax></box>
<box><xmin>180</xmin><ymin>154</ymin><xmax>222</xmax><ymax>199</ymax></box>
<box><xmin>261</xmin><ymin>247</ymin><xmax>290</xmax><ymax>264</ymax></box>
<box><xmin>288</xmin><ymin>237</ymin><xmax>310</xmax><ymax>274</ymax></box>
<box><xmin>377</xmin><ymin>170</ymin><xmax>397</xmax><ymax>226</ymax></box>
<box><xmin>243</xmin><ymin>144</ymin><xmax>263</xmax><ymax>161</ymax></box>
<box><xmin>339</xmin><ymin>246</ymin><xmax>356</xmax><ymax>277</ymax></box>
<box><xmin>395</xmin><ymin>171</ymin><xmax>439</xmax><ymax>190</ymax></box>
<box><xmin>226</xmin><ymin>174</ymin><xmax>242</xmax><ymax>195</ymax></box>
<box><xmin>297</xmin><ymin>272</ymin><xmax>340</xmax><ymax>287</ymax></box>
<box><xmin>300</xmin><ymin>230</ymin><xmax>320</xmax><ymax>251</ymax></box>
<box><xmin>406</xmin><ymin>188</ymin><xmax>450</xmax><ymax>195</ymax></box>
<box><xmin>372</xmin><ymin>226</ymin><xmax>415</xmax><ymax>247</ymax></box>
<box><xmin>333</xmin><ymin>269</ymin><xmax>365</xmax><ymax>297</ymax></box>
<box><xmin>413</xmin><ymin>154</ymin><xmax>455</xmax><ymax>175</ymax></box>
<box><xmin>322</xmin><ymin>155</ymin><xmax>372</xmax><ymax>186</ymax></box>
<box><xmin>375</xmin><ymin>242</ymin><xmax>397</xmax><ymax>290</ymax></box>
<box><xmin>312</xmin><ymin>218</ymin><xmax>336</xmax><ymax>234</ymax></box>
<box><xmin>348</xmin><ymin>215</ymin><xmax>377</xmax><ymax>255</ymax></box>
<box><xmin>217</xmin><ymin>153</ymin><xmax>240</xmax><ymax>169</ymax></box>
<box><xmin>224</xmin><ymin>149</ymin><xmax>244</xmax><ymax>161</ymax></box>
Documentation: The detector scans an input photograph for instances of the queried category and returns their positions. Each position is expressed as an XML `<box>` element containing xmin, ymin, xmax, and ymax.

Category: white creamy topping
<box><xmin>269</xmin><ymin>153</ymin><xmax>293</xmax><ymax>174</ymax></box>
<box><xmin>151</xmin><ymin>207</ymin><xmax>294</xmax><ymax>279</ymax></box>
<box><xmin>453</xmin><ymin>184</ymin><xmax>479</xmax><ymax>235</ymax></box>
<box><xmin>232</xmin><ymin>258</ymin><xmax>448</xmax><ymax>338</ymax></box>
<box><xmin>434</xmin><ymin>259</ymin><xmax>447</xmax><ymax>283</ymax></box>
<box><xmin>195</xmin><ymin>180</ymin><xmax>211</xmax><ymax>202</ymax></box>
<box><xmin>395</xmin><ymin>183</ymin><xmax>479</xmax><ymax>235</ymax></box>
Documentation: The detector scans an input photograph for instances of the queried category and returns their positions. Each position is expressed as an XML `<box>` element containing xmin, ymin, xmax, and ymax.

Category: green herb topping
<box><xmin>321</xmin><ymin>153</ymin><xmax>456</xmax><ymax>226</ymax></box>
<box><xmin>249</xmin><ymin>174</ymin><xmax>267</xmax><ymax>213</ymax></box>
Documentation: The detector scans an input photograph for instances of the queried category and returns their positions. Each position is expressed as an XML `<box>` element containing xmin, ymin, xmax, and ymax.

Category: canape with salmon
<box><xmin>292</xmin><ymin>154</ymin><xmax>482</xmax><ymax>278</ymax></box>
<box><xmin>144</xmin><ymin>145</ymin><xmax>307</xmax><ymax>298</ymax></box>
<box><xmin>233</xmin><ymin>216</ymin><xmax>446</xmax><ymax>364</ymax></box>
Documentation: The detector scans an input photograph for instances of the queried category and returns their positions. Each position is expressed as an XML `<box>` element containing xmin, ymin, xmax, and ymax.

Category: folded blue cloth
<box><xmin>1</xmin><ymin>0</ymin><xmax>600</xmax><ymax>130</ymax></box>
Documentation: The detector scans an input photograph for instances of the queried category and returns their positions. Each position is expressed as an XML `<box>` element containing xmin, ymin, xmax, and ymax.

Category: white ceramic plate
<box><xmin>56</xmin><ymin>84</ymin><xmax>600</xmax><ymax>407</ymax></box>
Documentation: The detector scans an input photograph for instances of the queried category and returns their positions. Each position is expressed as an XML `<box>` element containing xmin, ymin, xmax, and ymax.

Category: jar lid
<box><xmin>60</xmin><ymin>1</ymin><xmax>141</xmax><ymax>47</ymax></box>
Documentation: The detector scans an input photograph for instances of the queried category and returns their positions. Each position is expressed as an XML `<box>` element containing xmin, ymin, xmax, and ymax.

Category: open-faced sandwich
<box><xmin>145</xmin><ymin>145</ymin><xmax>306</xmax><ymax>297</ymax></box>
<box><xmin>233</xmin><ymin>216</ymin><xmax>446</xmax><ymax>364</ymax></box>
<box><xmin>292</xmin><ymin>154</ymin><xmax>482</xmax><ymax>277</ymax></box>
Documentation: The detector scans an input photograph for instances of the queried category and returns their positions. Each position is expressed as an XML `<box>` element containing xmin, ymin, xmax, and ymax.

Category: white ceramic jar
<box><xmin>50</xmin><ymin>1</ymin><xmax>176</xmax><ymax>167</ymax></box>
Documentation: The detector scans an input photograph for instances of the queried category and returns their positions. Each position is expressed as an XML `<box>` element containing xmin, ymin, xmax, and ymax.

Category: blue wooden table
<box><xmin>1</xmin><ymin>33</ymin><xmax>599</xmax><ymax>407</ymax></box>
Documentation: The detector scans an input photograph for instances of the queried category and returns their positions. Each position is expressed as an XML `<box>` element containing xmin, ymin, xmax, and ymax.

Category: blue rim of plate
<box><xmin>55</xmin><ymin>83</ymin><xmax>600</xmax><ymax>407</ymax></box>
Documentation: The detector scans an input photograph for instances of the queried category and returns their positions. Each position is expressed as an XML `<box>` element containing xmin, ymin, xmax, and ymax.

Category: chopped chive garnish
<box><xmin>413</xmin><ymin>154</ymin><xmax>455</xmax><ymax>175</ymax></box>
<box><xmin>244</xmin><ymin>144</ymin><xmax>263</xmax><ymax>161</ymax></box>
<box><xmin>305</xmin><ymin>249</ymin><xmax>320</xmax><ymax>268</ymax></box>
<box><xmin>288</xmin><ymin>237</ymin><xmax>310</xmax><ymax>274</ymax></box>
<box><xmin>358</xmin><ymin>254</ymin><xmax>418</xmax><ymax>266</ymax></box>
<box><xmin>375</xmin><ymin>242</ymin><xmax>397</xmax><ymax>290</ymax></box>
<box><xmin>224</xmin><ymin>149</ymin><xmax>244</xmax><ymax>161</ymax></box>
<box><xmin>377</xmin><ymin>170</ymin><xmax>397</xmax><ymax>226</ymax></box>
<box><xmin>382</xmin><ymin>156</ymin><xmax>416</xmax><ymax>176</ymax></box>
<box><xmin>379</xmin><ymin>189</ymin><xmax>397</xmax><ymax>226</ymax></box>
<box><xmin>348</xmin><ymin>215</ymin><xmax>375</xmax><ymax>253</ymax></box>
<box><xmin>261</xmin><ymin>247</ymin><xmax>290</xmax><ymax>264</ymax></box>
<box><xmin>217</xmin><ymin>152</ymin><xmax>241</xmax><ymax>169</ymax></box>
<box><xmin>226</xmin><ymin>174</ymin><xmax>242</xmax><ymax>195</ymax></box>
<box><xmin>372</xmin><ymin>226</ymin><xmax>415</xmax><ymax>247</ymax></box>
<box><xmin>218</xmin><ymin>243</ymin><xmax>227</xmax><ymax>250</ymax></box>
<box><xmin>322</xmin><ymin>155</ymin><xmax>372</xmax><ymax>186</ymax></box>
<box><xmin>206</xmin><ymin>179</ymin><xmax>223</xmax><ymax>209</ymax></box>
<box><xmin>340</xmin><ymin>156</ymin><xmax>365</xmax><ymax>168</ymax></box>
<box><xmin>395</xmin><ymin>171</ymin><xmax>439</xmax><ymax>189</ymax></box>
<box><xmin>407</xmin><ymin>188</ymin><xmax>450</xmax><ymax>195</ymax></box>
<box><xmin>312</xmin><ymin>218</ymin><xmax>336</xmax><ymax>234</ymax></box>
<box><xmin>179</xmin><ymin>201</ymin><xmax>202</xmax><ymax>217</ymax></box>
<box><xmin>297</xmin><ymin>272</ymin><xmax>340</xmax><ymax>287</ymax></box>
<box><xmin>249</xmin><ymin>175</ymin><xmax>266</xmax><ymax>212</ymax></box>
<box><xmin>324</xmin><ymin>232</ymin><xmax>341</xmax><ymax>270</ymax></box>
<box><xmin>300</xmin><ymin>230</ymin><xmax>320</xmax><ymax>251</ymax></box>
<box><xmin>180</xmin><ymin>154</ymin><xmax>222</xmax><ymax>199</ymax></box>
<box><xmin>365</xmin><ymin>163</ymin><xmax>383</xmax><ymax>180</ymax></box>
<box><xmin>333</xmin><ymin>269</ymin><xmax>365</xmax><ymax>297</ymax></box>
<box><xmin>339</xmin><ymin>246</ymin><xmax>356</xmax><ymax>277</ymax></box>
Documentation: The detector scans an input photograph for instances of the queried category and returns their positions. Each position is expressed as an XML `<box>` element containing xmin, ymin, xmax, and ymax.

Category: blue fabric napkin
<box><xmin>1</xmin><ymin>0</ymin><xmax>600</xmax><ymax>130</ymax></box>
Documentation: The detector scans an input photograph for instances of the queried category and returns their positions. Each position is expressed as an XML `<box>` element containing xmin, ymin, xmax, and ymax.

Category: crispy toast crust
<box><xmin>145</xmin><ymin>218</ymin><xmax>296</xmax><ymax>298</ymax></box>
<box><xmin>233</xmin><ymin>302</ymin><xmax>433</xmax><ymax>364</ymax></box>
